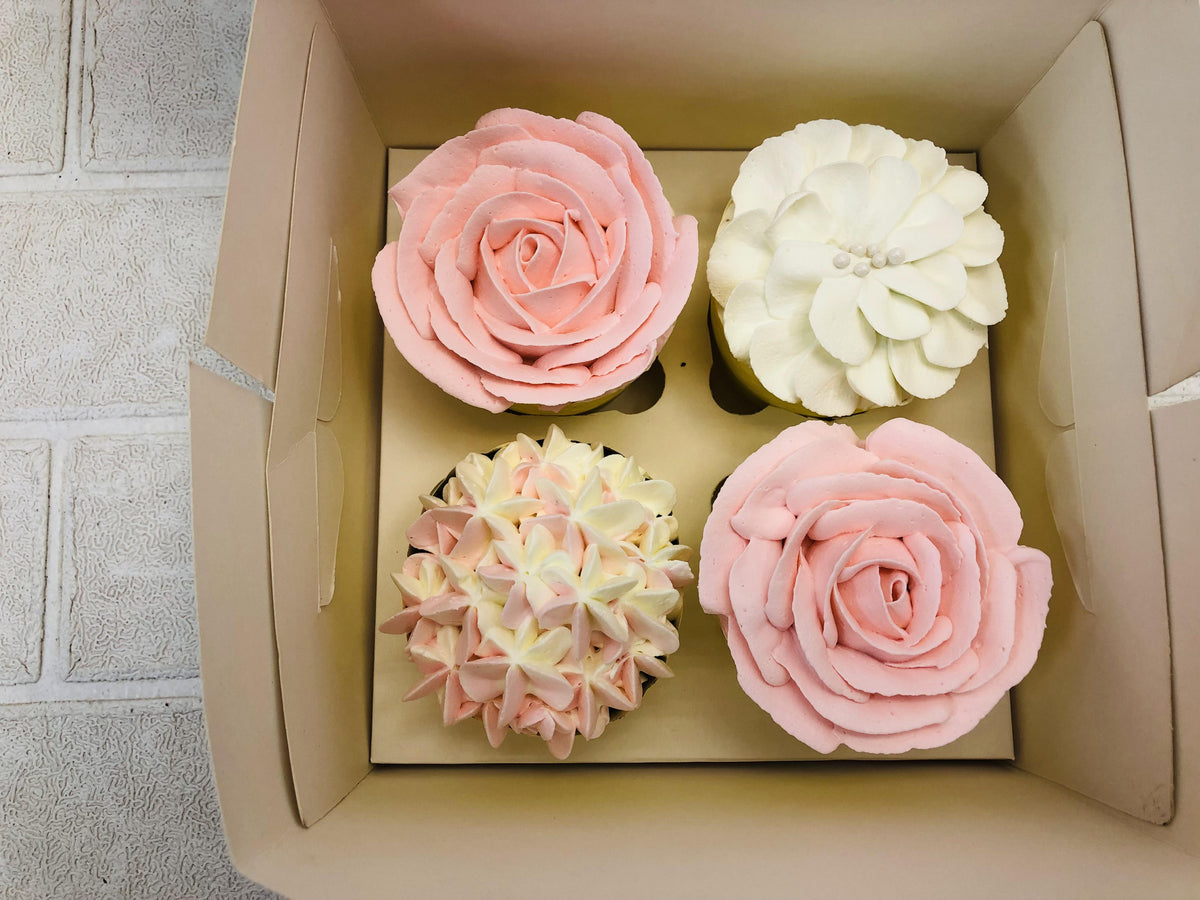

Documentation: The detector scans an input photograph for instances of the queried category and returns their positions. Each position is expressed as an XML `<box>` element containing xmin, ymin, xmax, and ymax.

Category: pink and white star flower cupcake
<box><xmin>380</xmin><ymin>426</ymin><xmax>693</xmax><ymax>758</ymax></box>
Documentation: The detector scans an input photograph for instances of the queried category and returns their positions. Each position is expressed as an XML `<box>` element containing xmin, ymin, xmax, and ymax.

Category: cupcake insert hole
<box><xmin>707</xmin><ymin>314</ymin><xmax>768</xmax><ymax>416</ymax></box>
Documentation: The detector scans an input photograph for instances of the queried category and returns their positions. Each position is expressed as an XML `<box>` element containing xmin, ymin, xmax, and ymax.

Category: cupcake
<box><xmin>380</xmin><ymin>425</ymin><xmax>693</xmax><ymax>758</ymax></box>
<box><xmin>707</xmin><ymin>119</ymin><xmax>1008</xmax><ymax>417</ymax></box>
<box><xmin>699</xmin><ymin>418</ymin><xmax>1051</xmax><ymax>753</ymax></box>
<box><xmin>372</xmin><ymin>108</ymin><xmax>699</xmax><ymax>415</ymax></box>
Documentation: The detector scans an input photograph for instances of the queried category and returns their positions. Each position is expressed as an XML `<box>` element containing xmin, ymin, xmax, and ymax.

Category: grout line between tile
<box><xmin>0</xmin><ymin>416</ymin><xmax>191</xmax><ymax>440</ymax></box>
<box><xmin>0</xmin><ymin>679</ymin><xmax>204</xmax><ymax>707</ymax></box>
<box><xmin>42</xmin><ymin>437</ymin><xmax>69</xmax><ymax>687</ymax></box>
<box><xmin>64</xmin><ymin>0</ymin><xmax>83</xmax><ymax>179</ymax></box>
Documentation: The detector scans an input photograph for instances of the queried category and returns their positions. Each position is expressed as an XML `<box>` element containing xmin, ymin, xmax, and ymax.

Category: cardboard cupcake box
<box><xmin>190</xmin><ymin>0</ymin><xmax>1200</xmax><ymax>895</ymax></box>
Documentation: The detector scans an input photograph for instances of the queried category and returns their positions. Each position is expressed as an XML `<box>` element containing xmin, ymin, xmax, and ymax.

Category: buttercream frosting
<box><xmin>699</xmin><ymin>418</ymin><xmax>1051</xmax><ymax>753</ymax></box>
<box><xmin>381</xmin><ymin>426</ymin><xmax>693</xmax><ymax>757</ymax></box>
<box><xmin>373</xmin><ymin>109</ymin><xmax>699</xmax><ymax>413</ymax></box>
<box><xmin>708</xmin><ymin>119</ymin><xmax>1008</xmax><ymax>416</ymax></box>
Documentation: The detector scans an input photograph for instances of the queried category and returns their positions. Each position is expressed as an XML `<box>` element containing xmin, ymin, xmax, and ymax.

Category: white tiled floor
<box><xmin>0</xmin><ymin>0</ymin><xmax>273</xmax><ymax>895</ymax></box>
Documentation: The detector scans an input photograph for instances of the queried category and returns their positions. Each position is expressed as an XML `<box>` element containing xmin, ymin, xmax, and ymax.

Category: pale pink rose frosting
<box><xmin>699</xmin><ymin>418</ymin><xmax>1052</xmax><ymax>753</ymax></box>
<box><xmin>381</xmin><ymin>426</ymin><xmax>693</xmax><ymax>758</ymax></box>
<box><xmin>372</xmin><ymin>108</ymin><xmax>700</xmax><ymax>412</ymax></box>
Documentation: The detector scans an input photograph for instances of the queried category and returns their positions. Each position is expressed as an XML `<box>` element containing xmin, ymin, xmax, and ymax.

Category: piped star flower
<box><xmin>597</xmin><ymin>454</ymin><xmax>678</xmax><ymax>516</ymax></box>
<box><xmin>459</xmin><ymin>617</ymin><xmax>575</xmax><ymax>729</ymax></box>
<box><xmin>402</xmin><ymin>619</ymin><xmax>482</xmax><ymax>726</ymax></box>
<box><xmin>539</xmin><ymin>544</ymin><xmax>640</xmax><ymax>659</ymax></box>
<box><xmin>622</xmin><ymin>516</ymin><xmax>694</xmax><ymax>588</ymax></box>
<box><xmin>380</xmin><ymin>553</ymin><xmax>447</xmax><ymax>636</ymax></box>
<box><xmin>569</xmin><ymin>650</ymin><xmax>640</xmax><ymax>741</ymax></box>
<box><xmin>477</xmin><ymin>523</ymin><xmax>580</xmax><ymax>628</ymax></box>
<box><xmin>535</xmin><ymin>468</ymin><xmax>649</xmax><ymax>552</ymax></box>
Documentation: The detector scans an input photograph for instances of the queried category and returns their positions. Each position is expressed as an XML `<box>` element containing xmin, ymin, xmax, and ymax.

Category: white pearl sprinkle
<box><xmin>833</xmin><ymin>252</ymin><xmax>851</xmax><ymax>269</ymax></box>
<box><xmin>887</xmin><ymin>247</ymin><xmax>906</xmax><ymax>265</ymax></box>
<box><xmin>853</xmin><ymin>261</ymin><xmax>871</xmax><ymax>278</ymax></box>
<box><xmin>871</xmin><ymin>252</ymin><xmax>887</xmax><ymax>268</ymax></box>
<box><xmin>866</xmin><ymin>243</ymin><xmax>880</xmax><ymax>257</ymax></box>
<box><xmin>849</xmin><ymin>243</ymin><xmax>866</xmax><ymax>257</ymax></box>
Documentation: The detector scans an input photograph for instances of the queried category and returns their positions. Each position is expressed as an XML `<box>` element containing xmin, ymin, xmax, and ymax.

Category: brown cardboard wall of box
<box><xmin>191</xmin><ymin>0</ymin><xmax>1200</xmax><ymax>893</ymax></box>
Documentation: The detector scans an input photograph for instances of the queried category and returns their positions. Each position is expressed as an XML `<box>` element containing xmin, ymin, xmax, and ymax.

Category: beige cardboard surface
<box><xmin>193</xmin><ymin>0</ymin><xmax>1200</xmax><ymax>891</ymax></box>
<box><xmin>206</xmin><ymin>0</ymin><xmax>329</xmax><ymax>389</ymax></box>
<box><xmin>1099</xmin><ymin>0</ymin><xmax>1200</xmax><ymax>394</ymax></box>
<box><xmin>982</xmin><ymin>23</ymin><xmax>1172</xmax><ymax>822</ymax></box>
<box><xmin>371</xmin><ymin>149</ymin><xmax>1013</xmax><ymax>764</ymax></box>
<box><xmin>264</xmin><ymin>19</ymin><xmax>385</xmax><ymax>825</ymax></box>
<box><xmin>188</xmin><ymin>364</ymin><xmax>297</xmax><ymax>864</ymax></box>
<box><xmin>1148</xmin><ymin>397</ymin><xmax>1200</xmax><ymax>855</ymax></box>
<box><xmin>319</xmin><ymin>0</ymin><xmax>1104</xmax><ymax>153</ymax></box>
<box><xmin>246</xmin><ymin>765</ymin><xmax>1200</xmax><ymax>900</ymax></box>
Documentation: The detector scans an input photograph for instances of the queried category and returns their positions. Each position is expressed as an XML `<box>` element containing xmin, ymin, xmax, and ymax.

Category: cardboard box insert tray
<box><xmin>371</xmin><ymin>148</ymin><xmax>1016</xmax><ymax>765</ymax></box>
<box><xmin>191</xmin><ymin>0</ymin><xmax>1200</xmax><ymax>895</ymax></box>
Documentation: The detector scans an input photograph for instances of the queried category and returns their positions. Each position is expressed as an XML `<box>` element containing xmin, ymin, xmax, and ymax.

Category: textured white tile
<box><xmin>0</xmin><ymin>440</ymin><xmax>50</xmax><ymax>684</ymax></box>
<box><xmin>82</xmin><ymin>0</ymin><xmax>251</xmax><ymax>171</ymax></box>
<box><xmin>0</xmin><ymin>0</ymin><xmax>70</xmax><ymax>175</ymax></box>
<box><xmin>0</xmin><ymin>700</ymin><xmax>277</xmax><ymax>899</ymax></box>
<box><xmin>63</xmin><ymin>435</ymin><xmax>198</xmax><ymax>682</ymax></box>
<box><xmin>0</xmin><ymin>191</ymin><xmax>224</xmax><ymax>420</ymax></box>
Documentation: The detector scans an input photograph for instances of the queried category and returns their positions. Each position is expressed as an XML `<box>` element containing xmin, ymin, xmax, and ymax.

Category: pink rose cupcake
<box><xmin>373</xmin><ymin>108</ymin><xmax>699</xmax><ymax>414</ymax></box>
<box><xmin>699</xmin><ymin>418</ymin><xmax>1052</xmax><ymax>753</ymax></box>
<box><xmin>380</xmin><ymin>426</ymin><xmax>693</xmax><ymax>758</ymax></box>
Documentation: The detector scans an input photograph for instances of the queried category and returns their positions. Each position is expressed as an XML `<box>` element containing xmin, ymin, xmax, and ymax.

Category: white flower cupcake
<box><xmin>380</xmin><ymin>426</ymin><xmax>693</xmax><ymax>758</ymax></box>
<box><xmin>708</xmin><ymin>119</ymin><xmax>1008</xmax><ymax>417</ymax></box>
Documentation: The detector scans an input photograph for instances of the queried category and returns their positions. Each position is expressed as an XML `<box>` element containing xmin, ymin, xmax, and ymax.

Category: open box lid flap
<box><xmin>982</xmin><ymin>22</ymin><xmax>1172</xmax><ymax>822</ymax></box>
<box><xmin>263</xmin><ymin>17</ymin><xmax>386</xmax><ymax>826</ymax></box>
<box><xmin>1100</xmin><ymin>0</ymin><xmax>1200</xmax><ymax>395</ymax></box>
<box><xmin>205</xmin><ymin>0</ymin><xmax>329</xmax><ymax>390</ymax></box>
<box><xmin>189</xmin><ymin>364</ymin><xmax>300</xmax><ymax>863</ymax></box>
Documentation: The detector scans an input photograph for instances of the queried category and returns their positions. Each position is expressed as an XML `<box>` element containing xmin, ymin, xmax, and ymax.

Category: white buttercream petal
<box><xmin>765</xmin><ymin>190</ymin><xmax>836</xmax><ymax>244</ymax></box>
<box><xmin>793</xmin><ymin>341</ymin><xmax>861</xmax><ymax>417</ymax></box>
<box><xmin>763</xmin><ymin>253</ymin><xmax>818</xmax><ymax>321</ymax></box>
<box><xmin>707</xmin><ymin>209</ymin><xmax>773</xmax><ymax>305</ymax></box>
<box><xmin>888</xmin><ymin>337</ymin><xmax>961</xmax><ymax>398</ymax></box>
<box><xmin>748</xmin><ymin>317</ymin><xmax>806</xmax><ymax>403</ymax></box>
<box><xmin>872</xmin><ymin>252</ymin><xmax>967</xmax><ymax>311</ymax></box>
<box><xmin>956</xmin><ymin>261</ymin><xmax>1009</xmax><ymax>325</ymax></box>
<box><xmin>723</xmin><ymin>279</ymin><xmax>771</xmax><ymax>358</ymax></box>
<box><xmin>921</xmin><ymin>309</ymin><xmax>989</xmax><ymax>368</ymax></box>
<box><xmin>950</xmin><ymin>209</ymin><xmax>1005</xmax><ymax>266</ymax></box>
<box><xmin>858</xmin><ymin>280</ymin><xmax>932</xmax><ymax>340</ymax></box>
<box><xmin>846</xmin><ymin>342</ymin><xmax>907</xmax><ymax>408</ymax></box>
<box><xmin>933</xmin><ymin>166</ymin><xmax>989</xmax><ymax>216</ymax></box>
<box><xmin>799</xmin><ymin>161</ymin><xmax>870</xmax><ymax>235</ymax></box>
<box><xmin>887</xmin><ymin>193</ymin><xmax>964</xmax><ymax>262</ymax></box>
<box><xmin>903</xmin><ymin>139</ymin><xmax>949</xmax><ymax>192</ymax></box>
<box><xmin>847</xmin><ymin>123</ymin><xmax>908</xmax><ymax>166</ymax></box>
<box><xmin>790</xmin><ymin>119</ymin><xmax>855</xmax><ymax>170</ymax></box>
<box><xmin>730</xmin><ymin>135</ymin><xmax>803</xmax><ymax>217</ymax></box>
<box><xmin>809</xmin><ymin>276</ymin><xmax>877</xmax><ymax>366</ymax></box>
<box><xmin>768</xmin><ymin>239</ymin><xmax>840</xmax><ymax>290</ymax></box>
<box><xmin>732</xmin><ymin>123</ymin><xmax>849</xmax><ymax>217</ymax></box>
<box><xmin>846</xmin><ymin>155</ymin><xmax>921</xmax><ymax>246</ymax></box>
